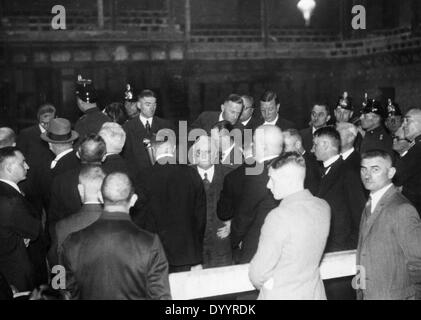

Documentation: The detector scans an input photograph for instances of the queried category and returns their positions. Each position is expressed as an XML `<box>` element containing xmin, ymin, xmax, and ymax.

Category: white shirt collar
<box><xmin>370</xmin><ymin>183</ymin><xmax>393</xmax><ymax>214</ymax></box>
<box><xmin>341</xmin><ymin>148</ymin><xmax>355</xmax><ymax>161</ymax></box>
<box><xmin>312</xmin><ymin>126</ymin><xmax>317</xmax><ymax>134</ymax></box>
<box><xmin>257</xmin><ymin>154</ymin><xmax>278</xmax><ymax>164</ymax></box>
<box><xmin>242</xmin><ymin>117</ymin><xmax>251</xmax><ymax>126</ymax></box>
<box><xmin>218</xmin><ymin>112</ymin><xmax>224</xmax><ymax>122</ymax></box>
<box><xmin>155</xmin><ymin>153</ymin><xmax>174</xmax><ymax>161</ymax></box>
<box><xmin>39</xmin><ymin>124</ymin><xmax>46</xmax><ymax>133</ymax></box>
<box><xmin>139</xmin><ymin>114</ymin><xmax>153</xmax><ymax>127</ymax></box>
<box><xmin>0</xmin><ymin>179</ymin><xmax>22</xmax><ymax>194</ymax></box>
<box><xmin>264</xmin><ymin>115</ymin><xmax>279</xmax><ymax>126</ymax></box>
<box><xmin>197</xmin><ymin>165</ymin><xmax>215</xmax><ymax>183</ymax></box>
<box><xmin>323</xmin><ymin>154</ymin><xmax>340</xmax><ymax>168</ymax></box>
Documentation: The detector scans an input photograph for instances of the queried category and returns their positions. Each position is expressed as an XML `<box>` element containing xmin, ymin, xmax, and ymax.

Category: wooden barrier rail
<box><xmin>169</xmin><ymin>250</ymin><xmax>356</xmax><ymax>300</ymax></box>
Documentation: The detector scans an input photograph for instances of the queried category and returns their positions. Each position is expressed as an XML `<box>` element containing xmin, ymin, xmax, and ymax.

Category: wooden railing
<box><xmin>169</xmin><ymin>250</ymin><xmax>356</xmax><ymax>300</ymax></box>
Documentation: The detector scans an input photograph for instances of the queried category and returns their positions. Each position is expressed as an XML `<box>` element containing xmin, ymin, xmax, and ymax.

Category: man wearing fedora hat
<box><xmin>74</xmin><ymin>76</ymin><xmax>110</xmax><ymax>147</ymax></box>
<box><xmin>359</xmin><ymin>99</ymin><xmax>393</xmax><ymax>157</ymax></box>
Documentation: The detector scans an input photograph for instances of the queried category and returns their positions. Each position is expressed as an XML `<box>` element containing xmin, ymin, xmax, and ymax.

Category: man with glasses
<box><xmin>395</xmin><ymin>108</ymin><xmax>421</xmax><ymax>215</ymax></box>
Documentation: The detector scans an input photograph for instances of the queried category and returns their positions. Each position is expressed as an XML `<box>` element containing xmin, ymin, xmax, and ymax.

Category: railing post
<box><xmin>260</xmin><ymin>0</ymin><xmax>269</xmax><ymax>47</ymax></box>
<box><xmin>97</xmin><ymin>0</ymin><xmax>104</xmax><ymax>29</ymax></box>
<box><xmin>185</xmin><ymin>0</ymin><xmax>191</xmax><ymax>44</ymax></box>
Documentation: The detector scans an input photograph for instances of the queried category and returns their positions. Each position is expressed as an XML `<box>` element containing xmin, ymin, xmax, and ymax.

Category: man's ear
<box><xmin>77</xmin><ymin>184</ymin><xmax>84</xmax><ymax>202</ymax></box>
<box><xmin>129</xmin><ymin>193</ymin><xmax>138</xmax><ymax>208</ymax></box>
<box><xmin>388</xmin><ymin>167</ymin><xmax>397</xmax><ymax>180</ymax></box>
<box><xmin>220</xmin><ymin>104</ymin><xmax>225</xmax><ymax>113</ymax></box>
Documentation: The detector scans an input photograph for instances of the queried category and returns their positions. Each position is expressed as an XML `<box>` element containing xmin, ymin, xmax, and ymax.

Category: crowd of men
<box><xmin>0</xmin><ymin>76</ymin><xmax>421</xmax><ymax>300</ymax></box>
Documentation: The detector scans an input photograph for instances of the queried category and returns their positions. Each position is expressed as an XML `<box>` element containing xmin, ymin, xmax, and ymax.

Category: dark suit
<box><xmin>343</xmin><ymin>149</ymin><xmax>362</xmax><ymax>174</ymax></box>
<box><xmin>299</xmin><ymin>127</ymin><xmax>315</xmax><ymax>154</ymax></box>
<box><xmin>357</xmin><ymin>186</ymin><xmax>421</xmax><ymax>300</ymax></box>
<box><xmin>60</xmin><ymin>211</ymin><xmax>171</xmax><ymax>300</ymax></box>
<box><xmin>74</xmin><ymin>107</ymin><xmax>110</xmax><ymax>147</ymax></box>
<box><xmin>218</xmin><ymin>161</ymin><xmax>279</xmax><ymax>264</ymax></box>
<box><xmin>49</xmin><ymin>204</ymin><xmax>102</xmax><ymax>267</ymax></box>
<box><xmin>134</xmin><ymin>159</ymin><xmax>206</xmax><ymax>270</ymax></box>
<box><xmin>395</xmin><ymin>135</ymin><xmax>421</xmax><ymax>215</ymax></box>
<box><xmin>0</xmin><ymin>181</ymin><xmax>41</xmax><ymax>291</ymax></box>
<box><xmin>196</xmin><ymin>165</ymin><xmax>233</xmax><ymax>268</ymax></box>
<box><xmin>360</xmin><ymin>125</ymin><xmax>393</xmax><ymax>156</ymax></box>
<box><xmin>48</xmin><ymin>167</ymin><xmax>82</xmax><ymax>229</ymax></box>
<box><xmin>317</xmin><ymin>157</ymin><xmax>366</xmax><ymax>252</ymax></box>
<box><xmin>102</xmin><ymin>153</ymin><xmax>129</xmax><ymax>175</ymax></box>
<box><xmin>190</xmin><ymin>111</ymin><xmax>221</xmax><ymax>133</ymax></box>
<box><xmin>123</xmin><ymin>116</ymin><xmax>174</xmax><ymax>176</ymax></box>
<box><xmin>303</xmin><ymin>151</ymin><xmax>322</xmax><ymax>196</ymax></box>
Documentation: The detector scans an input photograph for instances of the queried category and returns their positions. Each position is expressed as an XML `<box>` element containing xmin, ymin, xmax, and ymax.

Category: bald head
<box><xmin>78</xmin><ymin>165</ymin><xmax>106</xmax><ymax>204</ymax></box>
<box><xmin>0</xmin><ymin>127</ymin><xmax>16</xmax><ymax>149</ymax></box>
<box><xmin>336</xmin><ymin>122</ymin><xmax>358</xmax><ymax>151</ymax></box>
<box><xmin>101</xmin><ymin>173</ymin><xmax>135</xmax><ymax>209</ymax></box>
<box><xmin>253</xmin><ymin>125</ymin><xmax>283</xmax><ymax>162</ymax></box>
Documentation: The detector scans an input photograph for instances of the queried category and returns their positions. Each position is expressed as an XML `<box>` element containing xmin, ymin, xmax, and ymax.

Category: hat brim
<box><xmin>40</xmin><ymin>131</ymin><xmax>79</xmax><ymax>144</ymax></box>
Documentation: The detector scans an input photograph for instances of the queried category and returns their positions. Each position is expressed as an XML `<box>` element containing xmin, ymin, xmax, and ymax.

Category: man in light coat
<box><xmin>249</xmin><ymin>152</ymin><xmax>331</xmax><ymax>300</ymax></box>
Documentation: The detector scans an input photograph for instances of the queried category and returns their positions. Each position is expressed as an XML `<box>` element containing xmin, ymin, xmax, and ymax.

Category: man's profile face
<box><xmin>222</xmin><ymin>101</ymin><xmax>243</xmax><ymax>125</ymax></box>
<box><xmin>385</xmin><ymin>115</ymin><xmax>403</xmax><ymax>134</ymax></box>
<box><xmin>311</xmin><ymin>136</ymin><xmax>327</xmax><ymax>162</ymax></box>
<box><xmin>360</xmin><ymin>157</ymin><xmax>395</xmax><ymax>192</ymax></box>
<box><xmin>403</xmin><ymin>111</ymin><xmax>421</xmax><ymax>141</ymax></box>
<box><xmin>311</xmin><ymin>105</ymin><xmax>330</xmax><ymax>129</ymax></box>
<box><xmin>267</xmin><ymin>166</ymin><xmax>289</xmax><ymax>200</ymax></box>
<box><xmin>260</xmin><ymin>100</ymin><xmax>279</xmax><ymax>123</ymax></box>
<box><xmin>39</xmin><ymin>112</ymin><xmax>55</xmax><ymax>130</ymax></box>
<box><xmin>393</xmin><ymin>125</ymin><xmax>410</xmax><ymax>154</ymax></box>
<box><xmin>9</xmin><ymin>151</ymin><xmax>29</xmax><ymax>183</ymax></box>
<box><xmin>138</xmin><ymin>96</ymin><xmax>156</xmax><ymax>118</ymax></box>
<box><xmin>334</xmin><ymin>107</ymin><xmax>353</xmax><ymax>124</ymax></box>
<box><xmin>239</xmin><ymin>99</ymin><xmax>254</xmax><ymax>122</ymax></box>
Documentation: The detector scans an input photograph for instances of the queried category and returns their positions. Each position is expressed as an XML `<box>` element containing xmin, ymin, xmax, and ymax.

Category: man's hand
<box><xmin>217</xmin><ymin>220</ymin><xmax>231</xmax><ymax>239</ymax></box>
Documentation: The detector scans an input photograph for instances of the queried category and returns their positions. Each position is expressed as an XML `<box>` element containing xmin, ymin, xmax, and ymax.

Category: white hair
<box><xmin>99</xmin><ymin>122</ymin><xmax>126</xmax><ymax>154</ymax></box>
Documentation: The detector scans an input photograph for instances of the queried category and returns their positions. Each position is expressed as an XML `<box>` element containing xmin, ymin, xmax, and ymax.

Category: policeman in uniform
<box><xmin>74</xmin><ymin>75</ymin><xmax>110</xmax><ymax>145</ymax></box>
<box><xmin>124</xmin><ymin>83</ymin><xmax>140</xmax><ymax>120</ymax></box>
<box><xmin>385</xmin><ymin>98</ymin><xmax>403</xmax><ymax>135</ymax></box>
<box><xmin>359</xmin><ymin>98</ymin><xmax>393</xmax><ymax>156</ymax></box>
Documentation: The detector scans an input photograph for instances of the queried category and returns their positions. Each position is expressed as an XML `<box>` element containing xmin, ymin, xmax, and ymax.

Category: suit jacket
<box><xmin>48</xmin><ymin>167</ymin><xmax>82</xmax><ymax>229</ymax></box>
<box><xmin>249</xmin><ymin>190</ymin><xmax>330</xmax><ymax>300</ymax></box>
<box><xmin>134</xmin><ymin>159</ymin><xmax>207</xmax><ymax>267</ymax></box>
<box><xmin>303</xmin><ymin>151</ymin><xmax>322</xmax><ymax>196</ymax></box>
<box><xmin>190</xmin><ymin>111</ymin><xmax>221</xmax><ymax>134</ymax></box>
<box><xmin>395</xmin><ymin>135</ymin><xmax>421</xmax><ymax>215</ymax></box>
<box><xmin>102</xmin><ymin>153</ymin><xmax>130</xmax><ymax>175</ymax></box>
<box><xmin>74</xmin><ymin>107</ymin><xmax>110</xmax><ymax>147</ymax></box>
<box><xmin>357</xmin><ymin>186</ymin><xmax>421</xmax><ymax>300</ymax></box>
<box><xmin>359</xmin><ymin>125</ymin><xmax>393</xmax><ymax>156</ymax></box>
<box><xmin>0</xmin><ymin>181</ymin><xmax>41</xmax><ymax>291</ymax></box>
<box><xmin>343</xmin><ymin>149</ymin><xmax>361</xmax><ymax>174</ymax></box>
<box><xmin>218</xmin><ymin>161</ymin><xmax>279</xmax><ymax>264</ymax></box>
<box><xmin>122</xmin><ymin>116</ymin><xmax>174</xmax><ymax>176</ymax></box>
<box><xmin>49</xmin><ymin>203</ymin><xmax>103</xmax><ymax>267</ymax></box>
<box><xmin>299</xmin><ymin>127</ymin><xmax>314</xmax><ymax>154</ymax></box>
<box><xmin>317</xmin><ymin>157</ymin><xmax>366</xmax><ymax>252</ymax></box>
<box><xmin>60</xmin><ymin>211</ymin><xmax>171</xmax><ymax>300</ymax></box>
<box><xmin>195</xmin><ymin>165</ymin><xmax>233</xmax><ymax>268</ymax></box>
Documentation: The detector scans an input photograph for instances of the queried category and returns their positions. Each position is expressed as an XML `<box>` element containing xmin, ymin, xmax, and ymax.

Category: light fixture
<box><xmin>297</xmin><ymin>0</ymin><xmax>316</xmax><ymax>26</ymax></box>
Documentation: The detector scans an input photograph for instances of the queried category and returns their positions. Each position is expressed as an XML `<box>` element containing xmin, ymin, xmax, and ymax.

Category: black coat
<box><xmin>0</xmin><ymin>181</ymin><xmax>41</xmax><ymax>291</ymax></box>
<box><xmin>123</xmin><ymin>116</ymin><xmax>174</xmax><ymax>176</ymax></box>
<box><xmin>303</xmin><ymin>151</ymin><xmax>322</xmax><ymax>196</ymax></box>
<box><xmin>359</xmin><ymin>125</ymin><xmax>393</xmax><ymax>156</ymax></box>
<box><xmin>317</xmin><ymin>157</ymin><xmax>366</xmax><ymax>252</ymax></box>
<box><xmin>190</xmin><ymin>111</ymin><xmax>221</xmax><ymax>133</ymax></box>
<box><xmin>218</xmin><ymin>162</ymin><xmax>279</xmax><ymax>264</ymax></box>
<box><xmin>195</xmin><ymin>165</ymin><xmax>233</xmax><ymax>268</ymax></box>
<box><xmin>299</xmin><ymin>127</ymin><xmax>314</xmax><ymax>154</ymax></box>
<box><xmin>102</xmin><ymin>154</ymin><xmax>130</xmax><ymax>175</ymax></box>
<box><xmin>60</xmin><ymin>211</ymin><xmax>171</xmax><ymax>300</ymax></box>
<box><xmin>343</xmin><ymin>149</ymin><xmax>362</xmax><ymax>174</ymax></box>
<box><xmin>395</xmin><ymin>135</ymin><xmax>421</xmax><ymax>215</ymax></box>
<box><xmin>133</xmin><ymin>159</ymin><xmax>207</xmax><ymax>268</ymax></box>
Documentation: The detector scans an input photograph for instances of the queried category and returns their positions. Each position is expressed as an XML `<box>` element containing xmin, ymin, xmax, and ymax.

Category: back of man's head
<box><xmin>78</xmin><ymin>165</ymin><xmax>106</xmax><ymax>204</ymax></box>
<box><xmin>282</xmin><ymin>128</ymin><xmax>303</xmax><ymax>153</ymax></box>
<box><xmin>0</xmin><ymin>128</ymin><xmax>16</xmax><ymax>149</ymax></box>
<box><xmin>253</xmin><ymin>125</ymin><xmax>283</xmax><ymax>161</ymax></box>
<box><xmin>99</xmin><ymin>122</ymin><xmax>126</xmax><ymax>155</ymax></box>
<box><xmin>101</xmin><ymin>172</ymin><xmax>136</xmax><ymax>210</ymax></box>
<box><xmin>314</xmin><ymin>126</ymin><xmax>341</xmax><ymax>154</ymax></box>
<box><xmin>78</xmin><ymin>134</ymin><xmax>107</xmax><ymax>164</ymax></box>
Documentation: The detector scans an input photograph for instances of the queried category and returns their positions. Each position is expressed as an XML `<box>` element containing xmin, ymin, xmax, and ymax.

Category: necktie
<box><xmin>365</xmin><ymin>196</ymin><xmax>372</xmax><ymax>217</ymax></box>
<box><xmin>203</xmin><ymin>172</ymin><xmax>211</xmax><ymax>191</ymax></box>
<box><xmin>145</xmin><ymin>120</ymin><xmax>151</xmax><ymax>135</ymax></box>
